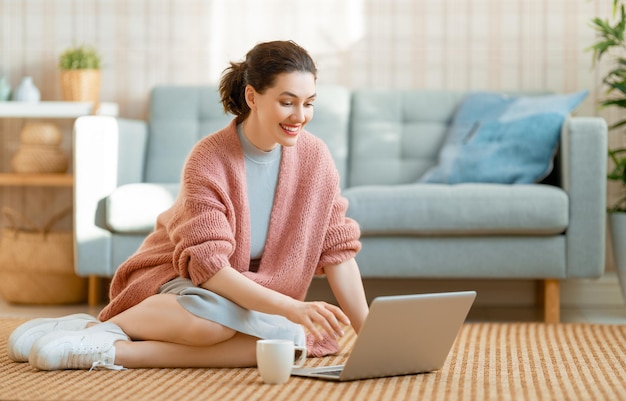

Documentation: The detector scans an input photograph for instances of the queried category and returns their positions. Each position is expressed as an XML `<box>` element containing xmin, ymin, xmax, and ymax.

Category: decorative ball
<box><xmin>20</xmin><ymin>122</ymin><xmax>63</xmax><ymax>146</ymax></box>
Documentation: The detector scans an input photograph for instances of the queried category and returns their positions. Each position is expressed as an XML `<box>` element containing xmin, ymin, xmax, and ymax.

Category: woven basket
<box><xmin>60</xmin><ymin>69</ymin><xmax>101</xmax><ymax>109</ymax></box>
<box><xmin>0</xmin><ymin>207</ymin><xmax>86</xmax><ymax>305</ymax></box>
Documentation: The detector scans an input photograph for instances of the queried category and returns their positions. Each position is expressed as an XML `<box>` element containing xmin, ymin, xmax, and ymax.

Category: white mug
<box><xmin>256</xmin><ymin>339</ymin><xmax>307</xmax><ymax>384</ymax></box>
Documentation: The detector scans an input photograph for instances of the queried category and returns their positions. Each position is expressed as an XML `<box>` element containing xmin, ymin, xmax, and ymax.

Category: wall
<box><xmin>0</xmin><ymin>0</ymin><xmax>622</xmax><ymax>269</ymax></box>
<box><xmin>0</xmin><ymin>1</ymin><xmax>614</xmax><ymax>115</ymax></box>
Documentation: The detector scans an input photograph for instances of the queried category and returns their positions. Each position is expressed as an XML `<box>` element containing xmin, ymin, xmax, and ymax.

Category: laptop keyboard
<box><xmin>315</xmin><ymin>369</ymin><xmax>343</xmax><ymax>377</ymax></box>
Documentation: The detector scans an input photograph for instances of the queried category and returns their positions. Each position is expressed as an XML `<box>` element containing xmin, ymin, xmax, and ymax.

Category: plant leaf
<box><xmin>609</xmin><ymin>119</ymin><xmax>626</xmax><ymax>129</ymax></box>
<box><xmin>601</xmin><ymin>98</ymin><xmax>626</xmax><ymax>108</ymax></box>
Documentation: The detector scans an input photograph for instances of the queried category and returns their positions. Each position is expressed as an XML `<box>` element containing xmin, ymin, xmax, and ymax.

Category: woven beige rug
<box><xmin>1</xmin><ymin>318</ymin><xmax>625</xmax><ymax>401</ymax></box>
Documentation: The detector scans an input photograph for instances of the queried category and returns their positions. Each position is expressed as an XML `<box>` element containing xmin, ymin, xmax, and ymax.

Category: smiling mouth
<box><xmin>280</xmin><ymin>124</ymin><xmax>300</xmax><ymax>135</ymax></box>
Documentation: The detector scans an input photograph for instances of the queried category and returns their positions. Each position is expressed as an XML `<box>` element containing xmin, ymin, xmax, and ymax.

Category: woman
<box><xmin>7</xmin><ymin>40</ymin><xmax>369</xmax><ymax>371</ymax></box>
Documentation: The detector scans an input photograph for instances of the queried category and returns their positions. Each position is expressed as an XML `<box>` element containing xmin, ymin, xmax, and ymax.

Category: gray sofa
<box><xmin>73</xmin><ymin>85</ymin><xmax>608</xmax><ymax>322</ymax></box>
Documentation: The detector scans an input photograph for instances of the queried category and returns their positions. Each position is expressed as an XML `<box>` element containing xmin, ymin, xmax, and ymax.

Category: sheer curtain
<box><xmin>207</xmin><ymin>0</ymin><xmax>365</xmax><ymax>80</ymax></box>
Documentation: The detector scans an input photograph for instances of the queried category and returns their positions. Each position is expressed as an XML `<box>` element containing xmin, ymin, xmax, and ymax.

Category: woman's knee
<box><xmin>182</xmin><ymin>316</ymin><xmax>236</xmax><ymax>346</ymax></box>
<box><xmin>114</xmin><ymin>294</ymin><xmax>236</xmax><ymax>346</ymax></box>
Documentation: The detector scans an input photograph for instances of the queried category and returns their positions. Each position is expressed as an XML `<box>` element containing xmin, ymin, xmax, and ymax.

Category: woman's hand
<box><xmin>201</xmin><ymin>267</ymin><xmax>349</xmax><ymax>340</ymax></box>
<box><xmin>285</xmin><ymin>300</ymin><xmax>351</xmax><ymax>341</ymax></box>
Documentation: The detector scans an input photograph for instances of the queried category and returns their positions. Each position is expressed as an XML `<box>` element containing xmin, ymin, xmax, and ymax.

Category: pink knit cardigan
<box><xmin>98</xmin><ymin>119</ymin><xmax>361</xmax><ymax>356</ymax></box>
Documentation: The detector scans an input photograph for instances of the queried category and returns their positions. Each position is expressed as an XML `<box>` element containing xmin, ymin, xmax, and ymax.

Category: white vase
<box><xmin>0</xmin><ymin>76</ymin><xmax>11</xmax><ymax>101</ymax></box>
<box><xmin>14</xmin><ymin>76</ymin><xmax>40</xmax><ymax>102</ymax></box>
<box><xmin>609</xmin><ymin>212</ymin><xmax>626</xmax><ymax>304</ymax></box>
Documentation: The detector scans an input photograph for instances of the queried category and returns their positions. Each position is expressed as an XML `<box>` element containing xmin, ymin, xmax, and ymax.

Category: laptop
<box><xmin>291</xmin><ymin>290</ymin><xmax>476</xmax><ymax>381</ymax></box>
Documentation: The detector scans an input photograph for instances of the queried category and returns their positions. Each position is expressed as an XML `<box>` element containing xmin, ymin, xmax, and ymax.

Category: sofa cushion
<box><xmin>105</xmin><ymin>183</ymin><xmax>179</xmax><ymax>234</ymax></box>
<box><xmin>344</xmin><ymin>183</ymin><xmax>568</xmax><ymax>235</ymax></box>
<box><xmin>419</xmin><ymin>91</ymin><xmax>588</xmax><ymax>184</ymax></box>
<box><xmin>349</xmin><ymin>89</ymin><xmax>465</xmax><ymax>187</ymax></box>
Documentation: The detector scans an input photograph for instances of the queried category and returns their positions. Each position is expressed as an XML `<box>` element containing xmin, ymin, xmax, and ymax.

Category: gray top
<box><xmin>237</xmin><ymin>123</ymin><xmax>282</xmax><ymax>260</ymax></box>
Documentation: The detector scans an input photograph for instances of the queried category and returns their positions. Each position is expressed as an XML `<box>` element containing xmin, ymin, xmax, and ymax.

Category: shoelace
<box><xmin>67</xmin><ymin>341</ymin><xmax>125</xmax><ymax>371</ymax></box>
<box><xmin>90</xmin><ymin>360</ymin><xmax>126</xmax><ymax>371</ymax></box>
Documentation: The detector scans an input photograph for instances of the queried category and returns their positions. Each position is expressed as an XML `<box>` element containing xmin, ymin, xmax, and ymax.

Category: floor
<box><xmin>0</xmin><ymin>298</ymin><xmax>103</xmax><ymax>320</ymax></box>
<box><xmin>467</xmin><ymin>305</ymin><xmax>626</xmax><ymax>324</ymax></box>
<box><xmin>2</xmin><ymin>294</ymin><xmax>626</xmax><ymax>324</ymax></box>
<box><xmin>2</xmin><ymin>273</ymin><xmax>626</xmax><ymax>324</ymax></box>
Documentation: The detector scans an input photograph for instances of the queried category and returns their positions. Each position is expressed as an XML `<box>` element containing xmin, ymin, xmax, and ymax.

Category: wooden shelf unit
<box><xmin>0</xmin><ymin>101</ymin><xmax>118</xmax><ymax>119</ymax></box>
<box><xmin>0</xmin><ymin>173</ymin><xmax>73</xmax><ymax>187</ymax></box>
<box><xmin>0</xmin><ymin>101</ymin><xmax>118</xmax><ymax>186</ymax></box>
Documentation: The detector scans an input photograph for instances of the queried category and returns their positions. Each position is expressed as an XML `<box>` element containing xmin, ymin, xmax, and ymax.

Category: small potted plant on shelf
<box><xmin>589</xmin><ymin>0</ymin><xmax>626</xmax><ymax>303</ymax></box>
<box><xmin>58</xmin><ymin>45</ymin><xmax>101</xmax><ymax>107</ymax></box>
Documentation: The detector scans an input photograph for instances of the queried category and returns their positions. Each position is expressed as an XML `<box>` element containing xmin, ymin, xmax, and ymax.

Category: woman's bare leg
<box><xmin>104</xmin><ymin>294</ymin><xmax>237</xmax><ymax>346</ymax></box>
<box><xmin>113</xmin><ymin>332</ymin><xmax>258</xmax><ymax>368</ymax></box>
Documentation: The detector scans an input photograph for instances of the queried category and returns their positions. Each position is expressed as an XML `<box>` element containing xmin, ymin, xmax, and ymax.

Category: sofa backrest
<box><xmin>147</xmin><ymin>86</ymin><xmax>518</xmax><ymax>188</ymax></box>
<box><xmin>348</xmin><ymin>89</ymin><xmax>465</xmax><ymax>186</ymax></box>
<box><xmin>300</xmin><ymin>85</ymin><xmax>351</xmax><ymax>187</ymax></box>
<box><xmin>144</xmin><ymin>85</ymin><xmax>352</xmax><ymax>186</ymax></box>
<box><xmin>146</xmin><ymin>86</ymin><xmax>233</xmax><ymax>182</ymax></box>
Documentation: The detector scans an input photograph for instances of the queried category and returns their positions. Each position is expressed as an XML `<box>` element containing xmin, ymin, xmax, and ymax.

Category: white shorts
<box><xmin>158</xmin><ymin>277</ymin><xmax>306</xmax><ymax>347</ymax></box>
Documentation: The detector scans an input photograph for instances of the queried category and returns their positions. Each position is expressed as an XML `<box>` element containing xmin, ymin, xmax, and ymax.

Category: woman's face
<box><xmin>244</xmin><ymin>71</ymin><xmax>316</xmax><ymax>151</ymax></box>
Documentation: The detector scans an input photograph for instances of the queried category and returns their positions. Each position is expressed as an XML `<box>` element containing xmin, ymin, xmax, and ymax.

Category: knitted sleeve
<box><xmin>167</xmin><ymin>197</ymin><xmax>236</xmax><ymax>286</ymax></box>
<box><xmin>165</xmin><ymin>131</ymin><xmax>243</xmax><ymax>286</ymax></box>
<box><xmin>303</xmin><ymin>137</ymin><xmax>361</xmax><ymax>276</ymax></box>
<box><xmin>316</xmin><ymin>183</ymin><xmax>362</xmax><ymax>274</ymax></box>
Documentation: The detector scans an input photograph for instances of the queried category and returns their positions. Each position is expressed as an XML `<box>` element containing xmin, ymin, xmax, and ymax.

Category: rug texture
<box><xmin>1</xmin><ymin>318</ymin><xmax>625</xmax><ymax>401</ymax></box>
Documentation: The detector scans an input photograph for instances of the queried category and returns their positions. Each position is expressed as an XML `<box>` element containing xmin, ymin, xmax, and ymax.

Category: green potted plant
<box><xmin>58</xmin><ymin>45</ymin><xmax>101</xmax><ymax>107</ymax></box>
<box><xmin>589</xmin><ymin>0</ymin><xmax>626</xmax><ymax>302</ymax></box>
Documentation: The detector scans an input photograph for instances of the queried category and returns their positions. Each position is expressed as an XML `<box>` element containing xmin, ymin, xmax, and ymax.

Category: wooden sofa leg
<box><xmin>543</xmin><ymin>279</ymin><xmax>560</xmax><ymax>324</ymax></box>
<box><xmin>88</xmin><ymin>275</ymin><xmax>101</xmax><ymax>307</ymax></box>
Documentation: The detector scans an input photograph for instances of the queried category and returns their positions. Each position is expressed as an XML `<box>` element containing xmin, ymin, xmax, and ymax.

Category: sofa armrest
<box><xmin>562</xmin><ymin>116</ymin><xmax>608</xmax><ymax>277</ymax></box>
<box><xmin>73</xmin><ymin>116</ymin><xmax>148</xmax><ymax>277</ymax></box>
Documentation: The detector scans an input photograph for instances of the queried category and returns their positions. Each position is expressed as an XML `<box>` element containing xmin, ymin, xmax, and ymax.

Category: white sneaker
<box><xmin>29</xmin><ymin>322</ymin><xmax>129</xmax><ymax>371</ymax></box>
<box><xmin>7</xmin><ymin>313</ymin><xmax>99</xmax><ymax>362</ymax></box>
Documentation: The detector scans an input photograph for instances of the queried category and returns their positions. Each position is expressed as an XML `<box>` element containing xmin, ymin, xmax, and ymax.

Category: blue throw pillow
<box><xmin>418</xmin><ymin>90</ymin><xmax>588</xmax><ymax>184</ymax></box>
